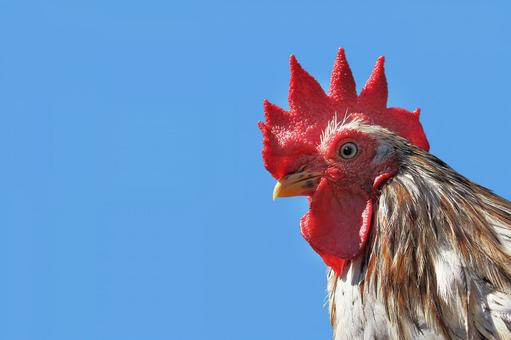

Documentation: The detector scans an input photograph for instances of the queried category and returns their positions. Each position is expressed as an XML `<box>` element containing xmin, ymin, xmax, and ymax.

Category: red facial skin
<box><xmin>300</xmin><ymin>129</ymin><xmax>398</xmax><ymax>275</ymax></box>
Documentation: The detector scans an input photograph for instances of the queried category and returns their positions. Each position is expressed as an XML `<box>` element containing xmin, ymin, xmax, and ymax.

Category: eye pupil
<box><xmin>342</xmin><ymin>146</ymin><xmax>353</xmax><ymax>156</ymax></box>
<box><xmin>339</xmin><ymin>142</ymin><xmax>358</xmax><ymax>159</ymax></box>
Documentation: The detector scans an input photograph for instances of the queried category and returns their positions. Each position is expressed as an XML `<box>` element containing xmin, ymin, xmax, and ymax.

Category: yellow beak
<box><xmin>272</xmin><ymin>170</ymin><xmax>323</xmax><ymax>200</ymax></box>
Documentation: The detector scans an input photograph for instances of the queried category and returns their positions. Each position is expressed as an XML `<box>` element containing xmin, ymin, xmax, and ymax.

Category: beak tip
<box><xmin>272</xmin><ymin>182</ymin><xmax>282</xmax><ymax>201</ymax></box>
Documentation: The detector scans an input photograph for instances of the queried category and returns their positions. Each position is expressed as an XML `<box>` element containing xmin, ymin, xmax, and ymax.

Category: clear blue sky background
<box><xmin>1</xmin><ymin>1</ymin><xmax>510</xmax><ymax>339</ymax></box>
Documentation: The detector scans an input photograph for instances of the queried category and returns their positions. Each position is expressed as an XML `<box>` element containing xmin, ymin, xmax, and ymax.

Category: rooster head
<box><xmin>259</xmin><ymin>49</ymin><xmax>430</xmax><ymax>275</ymax></box>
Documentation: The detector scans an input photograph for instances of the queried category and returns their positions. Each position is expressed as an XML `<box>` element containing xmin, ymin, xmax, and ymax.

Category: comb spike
<box><xmin>328</xmin><ymin>48</ymin><xmax>357</xmax><ymax>107</ymax></box>
<box><xmin>289</xmin><ymin>54</ymin><xmax>330</xmax><ymax>115</ymax></box>
<box><xmin>358</xmin><ymin>56</ymin><xmax>388</xmax><ymax>112</ymax></box>
<box><xmin>263</xmin><ymin>99</ymin><xmax>289</xmax><ymax>125</ymax></box>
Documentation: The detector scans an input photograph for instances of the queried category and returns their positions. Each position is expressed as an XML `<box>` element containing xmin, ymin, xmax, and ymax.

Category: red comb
<box><xmin>259</xmin><ymin>49</ymin><xmax>429</xmax><ymax>180</ymax></box>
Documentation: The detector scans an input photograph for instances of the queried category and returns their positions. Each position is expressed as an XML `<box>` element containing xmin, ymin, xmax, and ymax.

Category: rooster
<box><xmin>259</xmin><ymin>49</ymin><xmax>511</xmax><ymax>339</ymax></box>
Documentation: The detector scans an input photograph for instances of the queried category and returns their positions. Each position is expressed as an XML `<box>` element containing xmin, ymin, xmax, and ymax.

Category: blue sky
<box><xmin>0</xmin><ymin>1</ymin><xmax>510</xmax><ymax>339</ymax></box>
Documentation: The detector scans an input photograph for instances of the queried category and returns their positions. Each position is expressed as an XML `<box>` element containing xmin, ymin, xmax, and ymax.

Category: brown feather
<box><xmin>328</xmin><ymin>122</ymin><xmax>511</xmax><ymax>339</ymax></box>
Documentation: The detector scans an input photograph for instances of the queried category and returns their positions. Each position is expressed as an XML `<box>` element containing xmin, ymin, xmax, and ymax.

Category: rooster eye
<box><xmin>338</xmin><ymin>142</ymin><xmax>358</xmax><ymax>159</ymax></box>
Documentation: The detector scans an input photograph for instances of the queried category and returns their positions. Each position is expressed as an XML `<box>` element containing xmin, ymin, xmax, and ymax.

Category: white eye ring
<box><xmin>338</xmin><ymin>142</ymin><xmax>358</xmax><ymax>159</ymax></box>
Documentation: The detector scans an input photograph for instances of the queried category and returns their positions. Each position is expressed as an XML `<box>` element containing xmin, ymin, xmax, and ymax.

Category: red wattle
<box><xmin>300</xmin><ymin>179</ymin><xmax>373</xmax><ymax>263</ymax></box>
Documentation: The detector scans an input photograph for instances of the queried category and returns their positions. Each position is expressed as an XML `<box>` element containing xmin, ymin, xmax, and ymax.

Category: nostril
<box><xmin>303</xmin><ymin>179</ymin><xmax>318</xmax><ymax>189</ymax></box>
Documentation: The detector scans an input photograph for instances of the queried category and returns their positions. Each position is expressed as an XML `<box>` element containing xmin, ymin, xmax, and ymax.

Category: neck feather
<box><xmin>332</xmin><ymin>148</ymin><xmax>511</xmax><ymax>339</ymax></box>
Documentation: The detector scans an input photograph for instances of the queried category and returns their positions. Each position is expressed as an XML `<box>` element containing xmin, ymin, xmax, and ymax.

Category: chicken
<box><xmin>259</xmin><ymin>49</ymin><xmax>511</xmax><ymax>339</ymax></box>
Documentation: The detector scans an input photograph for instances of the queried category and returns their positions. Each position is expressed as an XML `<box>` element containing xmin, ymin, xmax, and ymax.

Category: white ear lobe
<box><xmin>373</xmin><ymin>142</ymin><xmax>393</xmax><ymax>164</ymax></box>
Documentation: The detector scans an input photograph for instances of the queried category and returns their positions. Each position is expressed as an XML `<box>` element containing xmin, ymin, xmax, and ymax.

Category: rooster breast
<box><xmin>328</xmin><ymin>256</ymin><xmax>443</xmax><ymax>340</ymax></box>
